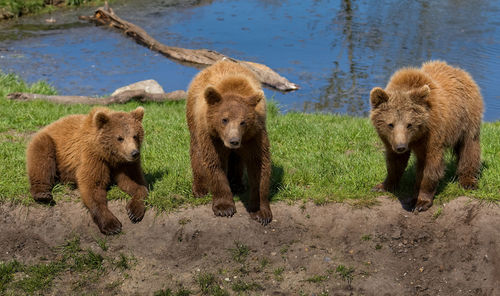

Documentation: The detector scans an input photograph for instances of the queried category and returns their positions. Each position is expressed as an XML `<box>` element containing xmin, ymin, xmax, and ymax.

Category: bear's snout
<box><xmin>229</xmin><ymin>137</ymin><xmax>241</xmax><ymax>148</ymax></box>
<box><xmin>395</xmin><ymin>144</ymin><xmax>408</xmax><ymax>153</ymax></box>
<box><xmin>131</xmin><ymin>149</ymin><xmax>140</xmax><ymax>160</ymax></box>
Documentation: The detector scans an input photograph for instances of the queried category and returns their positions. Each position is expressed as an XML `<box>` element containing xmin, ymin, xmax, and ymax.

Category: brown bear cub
<box><xmin>27</xmin><ymin>107</ymin><xmax>148</xmax><ymax>234</ymax></box>
<box><xmin>370</xmin><ymin>60</ymin><xmax>483</xmax><ymax>211</ymax></box>
<box><xmin>186</xmin><ymin>60</ymin><xmax>272</xmax><ymax>225</ymax></box>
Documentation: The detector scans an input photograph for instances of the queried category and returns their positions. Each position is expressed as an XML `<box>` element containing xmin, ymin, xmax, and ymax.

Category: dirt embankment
<box><xmin>1</xmin><ymin>196</ymin><xmax>499</xmax><ymax>295</ymax></box>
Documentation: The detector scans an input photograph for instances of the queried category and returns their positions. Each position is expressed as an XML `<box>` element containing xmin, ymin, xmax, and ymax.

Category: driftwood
<box><xmin>7</xmin><ymin>89</ymin><xmax>186</xmax><ymax>105</ymax></box>
<box><xmin>79</xmin><ymin>3</ymin><xmax>299</xmax><ymax>92</ymax></box>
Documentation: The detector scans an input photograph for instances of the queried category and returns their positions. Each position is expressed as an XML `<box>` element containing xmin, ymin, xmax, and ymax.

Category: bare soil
<box><xmin>1</xmin><ymin>196</ymin><xmax>499</xmax><ymax>295</ymax></box>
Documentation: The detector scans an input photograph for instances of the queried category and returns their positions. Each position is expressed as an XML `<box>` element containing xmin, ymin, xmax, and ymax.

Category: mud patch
<box><xmin>1</xmin><ymin>196</ymin><xmax>499</xmax><ymax>295</ymax></box>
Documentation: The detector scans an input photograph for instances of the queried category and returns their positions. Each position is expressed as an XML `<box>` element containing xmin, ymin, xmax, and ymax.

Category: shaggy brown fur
<box><xmin>370</xmin><ymin>60</ymin><xmax>483</xmax><ymax>211</ymax></box>
<box><xmin>27</xmin><ymin>107</ymin><xmax>148</xmax><ymax>234</ymax></box>
<box><xmin>186</xmin><ymin>60</ymin><xmax>272</xmax><ymax>225</ymax></box>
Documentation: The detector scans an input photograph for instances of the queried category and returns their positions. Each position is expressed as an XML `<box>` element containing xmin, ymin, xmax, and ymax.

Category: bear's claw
<box><xmin>212</xmin><ymin>201</ymin><xmax>236</xmax><ymax>217</ymax></box>
<box><xmin>33</xmin><ymin>192</ymin><xmax>55</xmax><ymax>204</ymax></box>
<box><xmin>414</xmin><ymin>197</ymin><xmax>433</xmax><ymax>212</ymax></box>
<box><xmin>250</xmin><ymin>208</ymin><xmax>273</xmax><ymax>226</ymax></box>
<box><xmin>126</xmin><ymin>199</ymin><xmax>145</xmax><ymax>223</ymax></box>
<box><xmin>98</xmin><ymin>217</ymin><xmax>122</xmax><ymax>235</ymax></box>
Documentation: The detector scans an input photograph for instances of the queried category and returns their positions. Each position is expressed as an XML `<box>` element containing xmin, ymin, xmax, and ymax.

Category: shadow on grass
<box><xmin>145</xmin><ymin>169</ymin><xmax>169</xmax><ymax>191</ymax></box>
<box><xmin>236</xmin><ymin>163</ymin><xmax>284</xmax><ymax>213</ymax></box>
<box><xmin>391</xmin><ymin>157</ymin><xmax>487</xmax><ymax>211</ymax></box>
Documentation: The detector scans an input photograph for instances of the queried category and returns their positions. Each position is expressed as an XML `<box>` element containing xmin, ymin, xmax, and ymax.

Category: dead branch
<box><xmin>7</xmin><ymin>90</ymin><xmax>186</xmax><ymax>105</ymax></box>
<box><xmin>79</xmin><ymin>4</ymin><xmax>299</xmax><ymax>92</ymax></box>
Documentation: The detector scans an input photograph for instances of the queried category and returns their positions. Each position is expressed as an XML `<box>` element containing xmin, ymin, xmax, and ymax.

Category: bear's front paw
<box><xmin>97</xmin><ymin>215</ymin><xmax>122</xmax><ymax>235</ymax></box>
<box><xmin>414</xmin><ymin>195</ymin><xmax>433</xmax><ymax>212</ymax></box>
<box><xmin>459</xmin><ymin>177</ymin><xmax>478</xmax><ymax>190</ymax></box>
<box><xmin>372</xmin><ymin>183</ymin><xmax>387</xmax><ymax>192</ymax></box>
<box><xmin>33</xmin><ymin>192</ymin><xmax>55</xmax><ymax>204</ymax></box>
<box><xmin>212</xmin><ymin>200</ymin><xmax>236</xmax><ymax>217</ymax></box>
<box><xmin>126</xmin><ymin>199</ymin><xmax>145</xmax><ymax>223</ymax></box>
<box><xmin>250</xmin><ymin>207</ymin><xmax>273</xmax><ymax>226</ymax></box>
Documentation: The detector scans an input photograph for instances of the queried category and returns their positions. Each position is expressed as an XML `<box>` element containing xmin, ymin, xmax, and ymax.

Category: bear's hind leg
<box><xmin>228</xmin><ymin>152</ymin><xmax>245</xmax><ymax>194</ymax></box>
<box><xmin>190</xmin><ymin>141</ymin><xmax>209</xmax><ymax>198</ymax></box>
<box><xmin>456</xmin><ymin>134</ymin><xmax>481</xmax><ymax>190</ymax></box>
<box><xmin>26</xmin><ymin>133</ymin><xmax>57</xmax><ymax>204</ymax></box>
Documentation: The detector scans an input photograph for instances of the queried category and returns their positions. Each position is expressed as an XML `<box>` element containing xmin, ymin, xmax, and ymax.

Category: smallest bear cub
<box><xmin>186</xmin><ymin>60</ymin><xmax>272</xmax><ymax>225</ymax></box>
<box><xmin>370</xmin><ymin>61</ymin><xmax>483</xmax><ymax>211</ymax></box>
<box><xmin>27</xmin><ymin>107</ymin><xmax>148</xmax><ymax>235</ymax></box>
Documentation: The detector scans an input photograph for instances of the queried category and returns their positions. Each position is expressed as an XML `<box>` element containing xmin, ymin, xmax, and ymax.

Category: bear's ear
<box><xmin>410</xmin><ymin>85</ymin><xmax>431</xmax><ymax>105</ymax></box>
<box><xmin>130</xmin><ymin>106</ymin><xmax>144</xmax><ymax>122</ymax></box>
<box><xmin>204</xmin><ymin>86</ymin><xmax>222</xmax><ymax>105</ymax></box>
<box><xmin>370</xmin><ymin>87</ymin><xmax>389</xmax><ymax>109</ymax></box>
<box><xmin>246</xmin><ymin>93</ymin><xmax>264</xmax><ymax>107</ymax></box>
<box><xmin>94</xmin><ymin>111</ymin><xmax>109</xmax><ymax>129</ymax></box>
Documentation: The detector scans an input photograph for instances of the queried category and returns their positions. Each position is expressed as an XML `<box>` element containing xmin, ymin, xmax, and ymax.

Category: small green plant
<box><xmin>71</xmin><ymin>250</ymin><xmax>104</xmax><ymax>272</ymax></box>
<box><xmin>433</xmin><ymin>206</ymin><xmax>443</xmax><ymax>219</ymax></box>
<box><xmin>336</xmin><ymin>265</ymin><xmax>354</xmax><ymax>289</ymax></box>
<box><xmin>229</xmin><ymin>241</ymin><xmax>250</xmax><ymax>264</ymax></box>
<box><xmin>95</xmin><ymin>237</ymin><xmax>108</xmax><ymax>251</ymax></box>
<box><xmin>114</xmin><ymin>253</ymin><xmax>131</xmax><ymax>270</ymax></box>
<box><xmin>178</xmin><ymin>218</ymin><xmax>191</xmax><ymax>225</ymax></box>
<box><xmin>361</xmin><ymin>234</ymin><xmax>371</xmax><ymax>241</ymax></box>
<box><xmin>195</xmin><ymin>273</ymin><xmax>228</xmax><ymax>296</ymax></box>
<box><xmin>273</xmin><ymin>267</ymin><xmax>284</xmax><ymax>281</ymax></box>
<box><xmin>260</xmin><ymin>257</ymin><xmax>269</xmax><ymax>269</ymax></box>
<box><xmin>154</xmin><ymin>288</ymin><xmax>192</xmax><ymax>296</ymax></box>
<box><xmin>231</xmin><ymin>279</ymin><xmax>262</xmax><ymax>292</ymax></box>
<box><xmin>375</xmin><ymin>243</ymin><xmax>382</xmax><ymax>250</ymax></box>
<box><xmin>305</xmin><ymin>274</ymin><xmax>328</xmax><ymax>283</ymax></box>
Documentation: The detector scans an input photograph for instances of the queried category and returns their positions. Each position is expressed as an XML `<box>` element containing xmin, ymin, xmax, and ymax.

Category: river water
<box><xmin>0</xmin><ymin>0</ymin><xmax>499</xmax><ymax>121</ymax></box>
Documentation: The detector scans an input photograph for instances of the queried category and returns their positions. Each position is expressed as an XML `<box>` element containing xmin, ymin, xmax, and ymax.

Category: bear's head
<box><xmin>204</xmin><ymin>86</ymin><xmax>264</xmax><ymax>149</ymax></box>
<box><xmin>369</xmin><ymin>85</ymin><xmax>430</xmax><ymax>153</ymax></box>
<box><xmin>92</xmin><ymin>107</ymin><xmax>145</xmax><ymax>163</ymax></box>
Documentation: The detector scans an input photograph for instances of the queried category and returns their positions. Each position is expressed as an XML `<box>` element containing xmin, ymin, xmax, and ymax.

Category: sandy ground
<box><xmin>1</xmin><ymin>196</ymin><xmax>499</xmax><ymax>295</ymax></box>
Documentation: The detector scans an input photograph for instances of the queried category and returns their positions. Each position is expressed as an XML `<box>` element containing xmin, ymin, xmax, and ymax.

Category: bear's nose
<box><xmin>229</xmin><ymin>138</ymin><xmax>240</xmax><ymax>147</ymax></box>
<box><xmin>131</xmin><ymin>150</ymin><xmax>140</xmax><ymax>159</ymax></box>
<box><xmin>395</xmin><ymin>144</ymin><xmax>408</xmax><ymax>153</ymax></box>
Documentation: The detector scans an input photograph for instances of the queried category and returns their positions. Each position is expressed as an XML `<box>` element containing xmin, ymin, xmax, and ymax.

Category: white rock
<box><xmin>112</xmin><ymin>79</ymin><xmax>165</xmax><ymax>96</ymax></box>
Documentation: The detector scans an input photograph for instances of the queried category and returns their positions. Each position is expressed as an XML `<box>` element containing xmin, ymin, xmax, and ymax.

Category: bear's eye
<box><xmin>133</xmin><ymin>135</ymin><xmax>139</xmax><ymax>141</ymax></box>
<box><xmin>117</xmin><ymin>136</ymin><xmax>124</xmax><ymax>142</ymax></box>
<box><xmin>407</xmin><ymin>124</ymin><xmax>413</xmax><ymax>129</ymax></box>
<box><xmin>222</xmin><ymin>118</ymin><xmax>228</xmax><ymax>125</ymax></box>
<box><xmin>240</xmin><ymin>121</ymin><xmax>246</xmax><ymax>126</ymax></box>
<box><xmin>388</xmin><ymin>123</ymin><xmax>394</xmax><ymax>129</ymax></box>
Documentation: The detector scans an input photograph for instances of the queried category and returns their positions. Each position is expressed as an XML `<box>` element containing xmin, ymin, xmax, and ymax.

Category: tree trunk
<box><xmin>79</xmin><ymin>3</ymin><xmax>299</xmax><ymax>92</ymax></box>
<box><xmin>7</xmin><ymin>90</ymin><xmax>186</xmax><ymax>105</ymax></box>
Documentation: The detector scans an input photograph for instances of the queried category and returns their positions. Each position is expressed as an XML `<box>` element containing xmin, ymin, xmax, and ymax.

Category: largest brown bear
<box><xmin>27</xmin><ymin>107</ymin><xmax>148</xmax><ymax>235</ymax></box>
<box><xmin>186</xmin><ymin>60</ymin><xmax>272</xmax><ymax>225</ymax></box>
<box><xmin>370</xmin><ymin>60</ymin><xmax>483</xmax><ymax>211</ymax></box>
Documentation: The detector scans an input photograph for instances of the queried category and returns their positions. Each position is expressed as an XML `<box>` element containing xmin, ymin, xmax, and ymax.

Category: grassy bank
<box><xmin>0</xmin><ymin>0</ymin><xmax>107</xmax><ymax>19</ymax></box>
<box><xmin>0</xmin><ymin>72</ymin><xmax>499</xmax><ymax>211</ymax></box>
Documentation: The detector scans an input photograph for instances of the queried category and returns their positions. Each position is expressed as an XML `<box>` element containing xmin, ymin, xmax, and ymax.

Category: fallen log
<box><xmin>7</xmin><ymin>89</ymin><xmax>186</xmax><ymax>105</ymax></box>
<box><xmin>78</xmin><ymin>3</ymin><xmax>299</xmax><ymax>92</ymax></box>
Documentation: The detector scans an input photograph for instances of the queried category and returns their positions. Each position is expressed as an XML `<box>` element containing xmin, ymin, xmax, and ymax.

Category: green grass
<box><xmin>195</xmin><ymin>273</ymin><xmax>229</xmax><ymax>296</ymax></box>
<box><xmin>0</xmin><ymin>72</ymin><xmax>499</xmax><ymax>210</ymax></box>
<box><xmin>305</xmin><ymin>274</ymin><xmax>328</xmax><ymax>283</ymax></box>
<box><xmin>0</xmin><ymin>0</ymin><xmax>108</xmax><ymax>18</ymax></box>
<box><xmin>229</xmin><ymin>241</ymin><xmax>250</xmax><ymax>264</ymax></box>
<box><xmin>0</xmin><ymin>235</ymin><xmax>125</xmax><ymax>294</ymax></box>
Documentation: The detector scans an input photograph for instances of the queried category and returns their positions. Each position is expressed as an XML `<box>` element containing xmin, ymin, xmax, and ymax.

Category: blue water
<box><xmin>0</xmin><ymin>0</ymin><xmax>499</xmax><ymax>120</ymax></box>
